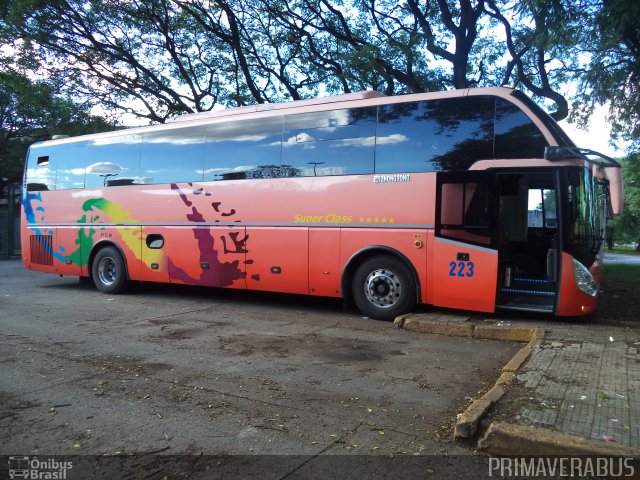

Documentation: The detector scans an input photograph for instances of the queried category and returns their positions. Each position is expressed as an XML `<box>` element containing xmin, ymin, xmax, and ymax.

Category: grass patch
<box><xmin>603</xmin><ymin>263</ymin><xmax>640</xmax><ymax>283</ymax></box>
<box><xmin>592</xmin><ymin>263</ymin><xmax>640</xmax><ymax>323</ymax></box>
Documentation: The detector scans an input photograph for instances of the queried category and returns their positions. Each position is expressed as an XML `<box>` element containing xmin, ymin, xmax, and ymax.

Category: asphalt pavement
<box><xmin>0</xmin><ymin>259</ymin><xmax>521</xmax><ymax>479</ymax></box>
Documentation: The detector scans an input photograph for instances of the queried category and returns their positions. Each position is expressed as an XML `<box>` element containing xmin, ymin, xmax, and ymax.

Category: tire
<box><xmin>91</xmin><ymin>246</ymin><xmax>128</xmax><ymax>294</ymax></box>
<box><xmin>351</xmin><ymin>255</ymin><xmax>416</xmax><ymax>320</ymax></box>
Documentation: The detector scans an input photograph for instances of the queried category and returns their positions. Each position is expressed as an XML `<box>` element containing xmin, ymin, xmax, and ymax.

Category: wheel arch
<box><xmin>341</xmin><ymin>246</ymin><xmax>421</xmax><ymax>305</ymax></box>
<box><xmin>87</xmin><ymin>240</ymin><xmax>130</xmax><ymax>281</ymax></box>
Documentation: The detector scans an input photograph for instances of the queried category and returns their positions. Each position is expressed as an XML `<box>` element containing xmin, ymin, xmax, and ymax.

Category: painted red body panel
<box><xmin>556</xmin><ymin>252</ymin><xmax>598</xmax><ymax>316</ymax></box>
<box><xmin>138</xmin><ymin>227</ymin><xmax>170</xmax><ymax>283</ymax></box>
<box><xmin>21</xmin><ymin>175</ymin><xmax>439</xmax><ymax>308</ymax></box>
<box><xmin>20</xmin><ymin>170</ymin><xmax>599</xmax><ymax>316</ymax></box>
<box><xmin>309</xmin><ymin>229</ymin><xmax>341</xmax><ymax>297</ymax></box>
<box><xmin>430</xmin><ymin>237</ymin><xmax>498</xmax><ymax>313</ymax></box>
<box><xmin>246</xmin><ymin>227</ymin><xmax>309</xmax><ymax>294</ymax></box>
<box><xmin>54</xmin><ymin>227</ymin><xmax>83</xmax><ymax>276</ymax></box>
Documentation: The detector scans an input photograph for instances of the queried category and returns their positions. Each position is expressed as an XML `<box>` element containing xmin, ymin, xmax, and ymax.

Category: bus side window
<box><xmin>439</xmin><ymin>180</ymin><xmax>492</xmax><ymax>245</ymax></box>
<box><xmin>26</xmin><ymin>142</ymin><xmax>87</xmax><ymax>191</ymax></box>
<box><xmin>494</xmin><ymin>98</ymin><xmax>548</xmax><ymax>159</ymax></box>
<box><xmin>26</xmin><ymin>150</ymin><xmax>55</xmax><ymax>192</ymax></box>
<box><xmin>375</xmin><ymin>97</ymin><xmax>494</xmax><ymax>174</ymax></box>
<box><xmin>281</xmin><ymin>107</ymin><xmax>376</xmax><ymax>177</ymax></box>
<box><xmin>205</xmin><ymin>117</ymin><xmax>284</xmax><ymax>181</ymax></box>
<box><xmin>52</xmin><ymin>142</ymin><xmax>87</xmax><ymax>190</ymax></box>
<box><xmin>85</xmin><ymin>134</ymin><xmax>141</xmax><ymax>188</ymax></box>
<box><xmin>141</xmin><ymin>126</ymin><xmax>207</xmax><ymax>185</ymax></box>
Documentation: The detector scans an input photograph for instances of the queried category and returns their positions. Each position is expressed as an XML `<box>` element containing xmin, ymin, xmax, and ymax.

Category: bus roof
<box><xmin>38</xmin><ymin>86</ymin><xmax>543</xmax><ymax>147</ymax></box>
<box><xmin>166</xmin><ymin>90</ymin><xmax>388</xmax><ymax>124</ymax></box>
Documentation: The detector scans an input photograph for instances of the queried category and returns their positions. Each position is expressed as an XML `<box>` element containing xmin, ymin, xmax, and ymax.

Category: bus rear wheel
<box><xmin>351</xmin><ymin>255</ymin><xmax>416</xmax><ymax>320</ymax></box>
<box><xmin>92</xmin><ymin>246</ymin><xmax>128</xmax><ymax>294</ymax></box>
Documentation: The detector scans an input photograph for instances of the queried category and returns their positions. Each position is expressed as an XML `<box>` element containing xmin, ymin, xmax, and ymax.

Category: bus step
<box><xmin>496</xmin><ymin>303</ymin><xmax>555</xmax><ymax>313</ymax></box>
<box><xmin>500</xmin><ymin>288</ymin><xmax>557</xmax><ymax>298</ymax></box>
<box><xmin>512</xmin><ymin>277</ymin><xmax>554</xmax><ymax>285</ymax></box>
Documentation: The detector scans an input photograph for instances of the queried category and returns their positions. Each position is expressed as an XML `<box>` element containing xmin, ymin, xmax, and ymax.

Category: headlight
<box><xmin>572</xmin><ymin>258</ymin><xmax>599</xmax><ymax>297</ymax></box>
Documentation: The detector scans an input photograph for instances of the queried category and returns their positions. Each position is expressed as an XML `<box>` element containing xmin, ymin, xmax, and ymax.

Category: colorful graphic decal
<box><xmin>23</xmin><ymin>185</ymin><xmax>249</xmax><ymax>287</ymax></box>
<box><xmin>71</xmin><ymin>198</ymin><xmax>144</xmax><ymax>267</ymax></box>
<box><xmin>23</xmin><ymin>193</ymin><xmax>145</xmax><ymax>267</ymax></box>
<box><xmin>23</xmin><ymin>192</ymin><xmax>64</xmax><ymax>262</ymax></box>
<box><xmin>169</xmin><ymin>183</ymin><xmax>246</xmax><ymax>287</ymax></box>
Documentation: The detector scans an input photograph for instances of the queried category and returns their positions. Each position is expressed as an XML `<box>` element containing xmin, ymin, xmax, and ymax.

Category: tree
<box><xmin>0</xmin><ymin>70</ymin><xmax>114</xmax><ymax>194</ymax></box>
<box><xmin>608</xmin><ymin>154</ymin><xmax>640</xmax><ymax>250</ymax></box>
<box><xmin>4</xmin><ymin>0</ymin><xmax>637</xmax><ymax>151</ymax></box>
<box><xmin>1</xmin><ymin>0</ymin><xmax>574</xmax><ymax>122</ymax></box>
<box><xmin>568</xmin><ymin>0</ymin><xmax>640</xmax><ymax>150</ymax></box>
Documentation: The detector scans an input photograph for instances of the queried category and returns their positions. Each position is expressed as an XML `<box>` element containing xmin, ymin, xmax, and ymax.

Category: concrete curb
<box><xmin>396</xmin><ymin>313</ymin><xmax>639</xmax><ymax>459</ymax></box>
<box><xmin>395</xmin><ymin>313</ymin><xmax>545</xmax><ymax>440</ymax></box>
<box><xmin>394</xmin><ymin>314</ymin><xmax>538</xmax><ymax>343</ymax></box>
<box><xmin>394</xmin><ymin>314</ymin><xmax>640</xmax><ymax>460</ymax></box>
<box><xmin>455</xmin><ymin>327</ymin><xmax>545</xmax><ymax>439</ymax></box>
<box><xmin>480</xmin><ymin>421</ymin><xmax>640</xmax><ymax>458</ymax></box>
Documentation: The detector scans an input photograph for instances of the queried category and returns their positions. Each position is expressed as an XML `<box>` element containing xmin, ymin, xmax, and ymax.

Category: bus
<box><xmin>21</xmin><ymin>87</ymin><xmax>623</xmax><ymax>320</ymax></box>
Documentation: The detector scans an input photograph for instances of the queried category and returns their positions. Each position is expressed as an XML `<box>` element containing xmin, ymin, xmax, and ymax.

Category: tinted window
<box><xmin>495</xmin><ymin>98</ymin><xmax>548</xmax><ymax>159</ymax></box>
<box><xmin>204</xmin><ymin>117</ymin><xmax>283</xmax><ymax>181</ymax></box>
<box><xmin>26</xmin><ymin>147</ymin><xmax>55</xmax><ymax>191</ymax></box>
<box><xmin>376</xmin><ymin>97</ymin><xmax>494</xmax><ymax>173</ymax></box>
<box><xmin>527</xmin><ymin>188</ymin><xmax>558</xmax><ymax>228</ymax></box>
<box><xmin>84</xmin><ymin>134</ymin><xmax>141</xmax><ymax>188</ymax></box>
<box><xmin>53</xmin><ymin>142</ymin><xmax>87</xmax><ymax>190</ymax></box>
<box><xmin>566</xmin><ymin>167</ymin><xmax>598</xmax><ymax>267</ymax></box>
<box><xmin>140</xmin><ymin>126</ymin><xmax>206</xmax><ymax>184</ymax></box>
<box><xmin>439</xmin><ymin>179</ymin><xmax>492</xmax><ymax>246</ymax></box>
<box><xmin>26</xmin><ymin>142</ymin><xmax>87</xmax><ymax>191</ymax></box>
<box><xmin>510</xmin><ymin>90</ymin><xmax>574</xmax><ymax>147</ymax></box>
<box><xmin>281</xmin><ymin>107</ymin><xmax>377</xmax><ymax>177</ymax></box>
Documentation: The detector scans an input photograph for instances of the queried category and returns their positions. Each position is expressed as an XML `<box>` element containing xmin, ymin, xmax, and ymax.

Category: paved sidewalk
<box><xmin>398</xmin><ymin>310</ymin><xmax>640</xmax><ymax>453</ymax></box>
<box><xmin>501</xmin><ymin>319</ymin><xmax>640</xmax><ymax>449</ymax></box>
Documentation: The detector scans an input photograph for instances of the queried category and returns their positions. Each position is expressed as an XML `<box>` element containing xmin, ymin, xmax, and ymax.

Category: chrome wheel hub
<box><xmin>364</xmin><ymin>268</ymin><xmax>401</xmax><ymax>308</ymax></box>
<box><xmin>97</xmin><ymin>257</ymin><xmax>117</xmax><ymax>286</ymax></box>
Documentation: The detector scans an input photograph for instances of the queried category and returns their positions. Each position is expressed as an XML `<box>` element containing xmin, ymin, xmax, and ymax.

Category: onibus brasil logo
<box><xmin>8</xmin><ymin>457</ymin><xmax>73</xmax><ymax>479</ymax></box>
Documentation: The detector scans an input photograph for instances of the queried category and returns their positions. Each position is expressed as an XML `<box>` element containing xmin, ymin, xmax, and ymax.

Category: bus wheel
<box><xmin>351</xmin><ymin>255</ymin><xmax>416</xmax><ymax>320</ymax></box>
<box><xmin>92</xmin><ymin>246</ymin><xmax>128</xmax><ymax>294</ymax></box>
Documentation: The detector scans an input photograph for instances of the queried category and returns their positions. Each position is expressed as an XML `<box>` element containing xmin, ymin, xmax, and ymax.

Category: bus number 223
<box><xmin>448</xmin><ymin>261</ymin><xmax>474</xmax><ymax>278</ymax></box>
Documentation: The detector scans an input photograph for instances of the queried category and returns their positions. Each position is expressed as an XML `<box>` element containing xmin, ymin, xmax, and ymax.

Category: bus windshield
<box><xmin>566</xmin><ymin>167</ymin><xmax>608</xmax><ymax>267</ymax></box>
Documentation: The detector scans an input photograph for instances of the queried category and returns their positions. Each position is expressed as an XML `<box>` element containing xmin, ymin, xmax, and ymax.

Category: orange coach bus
<box><xmin>21</xmin><ymin>87</ymin><xmax>623</xmax><ymax>319</ymax></box>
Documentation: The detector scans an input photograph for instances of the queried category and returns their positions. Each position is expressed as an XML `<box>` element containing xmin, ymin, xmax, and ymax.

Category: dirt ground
<box><xmin>0</xmin><ymin>259</ymin><xmax>522</xmax><ymax>478</ymax></box>
<box><xmin>590</xmin><ymin>269</ymin><xmax>640</xmax><ymax>325</ymax></box>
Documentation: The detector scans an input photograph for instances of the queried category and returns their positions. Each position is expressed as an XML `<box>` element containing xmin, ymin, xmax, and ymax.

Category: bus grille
<box><xmin>30</xmin><ymin>235</ymin><xmax>53</xmax><ymax>266</ymax></box>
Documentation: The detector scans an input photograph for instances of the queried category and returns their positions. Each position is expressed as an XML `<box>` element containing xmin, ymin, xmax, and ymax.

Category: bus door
<box><xmin>433</xmin><ymin>172</ymin><xmax>498</xmax><ymax>312</ymax></box>
<box><xmin>494</xmin><ymin>172</ymin><xmax>560</xmax><ymax>313</ymax></box>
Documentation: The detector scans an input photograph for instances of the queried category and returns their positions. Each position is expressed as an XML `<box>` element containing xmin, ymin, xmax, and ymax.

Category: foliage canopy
<box><xmin>1</xmin><ymin>0</ymin><xmax>638</xmax><ymax>193</ymax></box>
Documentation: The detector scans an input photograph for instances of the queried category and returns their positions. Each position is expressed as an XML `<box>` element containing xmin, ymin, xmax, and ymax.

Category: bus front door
<box><xmin>432</xmin><ymin>172</ymin><xmax>498</xmax><ymax>313</ymax></box>
<box><xmin>494</xmin><ymin>172</ymin><xmax>560</xmax><ymax>313</ymax></box>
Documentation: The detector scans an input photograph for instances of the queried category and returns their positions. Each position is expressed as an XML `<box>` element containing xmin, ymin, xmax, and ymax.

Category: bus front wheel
<box><xmin>351</xmin><ymin>255</ymin><xmax>416</xmax><ymax>320</ymax></box>
<box><xmin>92</xmin><ymin>246</ymin><xmax>128</xmax><ymax>294</ymax></box>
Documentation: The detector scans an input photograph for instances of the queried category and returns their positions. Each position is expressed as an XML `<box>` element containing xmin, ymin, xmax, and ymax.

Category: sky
<box><xmin>558</xmin><ymin>103</ymin><xmax>626</xmax><ymax>158</ymax></box>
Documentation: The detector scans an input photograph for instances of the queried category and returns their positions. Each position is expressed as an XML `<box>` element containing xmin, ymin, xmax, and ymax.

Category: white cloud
<box><xmin>559</xmin><ymin>104</ymin><xmax>628</xmax><ymax>158</ymax></box>
<box><xmin>197</xmin><ymin>165</ymin><xmax>255</xmax><ymax>175</ymax></box>
<box><xmin>331</xmin><ymin>134</ymin><xmax>408</xmax><ymax>148</ymax></box>
<box><xmin>86</xmin><ymin>162</ymin><xmax>125</xmax><ymax>175</ymax></box>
